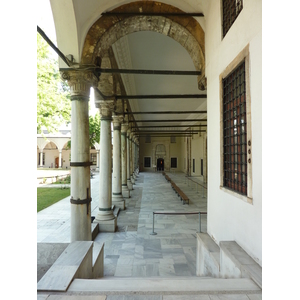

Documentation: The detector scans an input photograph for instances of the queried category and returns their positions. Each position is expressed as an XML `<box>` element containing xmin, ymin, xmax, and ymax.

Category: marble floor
<box><xmin>37</xmin><ymin>171</ymin><xmax>263</xmax><ymax>299</ymax></box>
<box><xmin>37</xmin><ymin>171</ymin><xmax>207</xmax><ymax>277</ymax></box>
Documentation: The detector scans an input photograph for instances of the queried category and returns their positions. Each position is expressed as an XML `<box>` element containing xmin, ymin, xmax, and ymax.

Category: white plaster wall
<box><xmin>206</xmin><ymin>0</ymin><xmax>262</xmax><ymax>265</ymax></box>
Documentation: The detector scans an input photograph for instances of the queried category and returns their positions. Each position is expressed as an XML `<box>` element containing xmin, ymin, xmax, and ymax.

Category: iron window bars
<box><xmin>171</xmin><ymin>157</ymin><xmax>177</xmax><ymax>168</ymax></box>
<box><xmin>223</xmin><ymin>0</ymin><xmax>243</xmax><ymax>37</ymax></box>
<box><xmin>223</xmin><ymin>60</ymin><xmax>247</xmax><ymax>195</ymax></box>
<box><xmin>144</xmin><ymin>157</ymin><xmax>151</xmax><ymax>168</ymax></box>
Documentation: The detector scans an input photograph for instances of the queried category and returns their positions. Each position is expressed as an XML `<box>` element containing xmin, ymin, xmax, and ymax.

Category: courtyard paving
<box><xmin>37</xmin><ymin>171</ymin><xmax>262</xmax><ymax>299</ymax></box>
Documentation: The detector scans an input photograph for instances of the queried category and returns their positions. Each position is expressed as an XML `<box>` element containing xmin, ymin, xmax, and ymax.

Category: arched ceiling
<box><xmin>49</xmin><ymin>0</ymin><xmax>208</xmax><ymax>137</ymax></box>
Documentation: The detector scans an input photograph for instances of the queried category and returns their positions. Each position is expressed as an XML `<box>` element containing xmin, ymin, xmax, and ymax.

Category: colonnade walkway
<box><xmin>37</xmin><ymin>171</ymin><xmax>262</xmax><ymax>299</ymax></box>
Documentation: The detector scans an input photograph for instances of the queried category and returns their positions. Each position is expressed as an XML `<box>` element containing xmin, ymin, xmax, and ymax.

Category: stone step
<box><xmin>92</xmin><ymin>242</ymin><xmax>104</xmax><ymax>279</ymax></box>
<box><xmin>37</xmin><ymin>241</ymin><xmax>94</xmax><ymax>292</ymax></box>
<box><xmin>220</xmin><ymin>241</ymin><xmax>262</xmax><ymax>288</ymax></box>
<box><xmin>68</xmin><ymin>277</ymin><xmax>261</xmax><ymax>294</ymax></box>
<box><xmin>91</xmin><ymin>222</ymin><xmax>99</xmax><ymax>240</ymax></box>
<box><xmin>113</xmin><ymin>206</ymin><xmax>120</xmax><ymax>217</ymax></box>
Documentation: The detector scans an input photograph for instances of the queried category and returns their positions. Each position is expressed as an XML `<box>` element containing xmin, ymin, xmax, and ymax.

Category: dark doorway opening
<box><xmin>157</xmin><ymin>158</ymin><xmax>164</xmax><ymax>171</ymax></box>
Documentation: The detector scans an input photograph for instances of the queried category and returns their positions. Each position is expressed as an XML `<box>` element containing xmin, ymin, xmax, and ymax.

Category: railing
<box><xmin>150</xmin><ymin>211</ymin><xmax>207</xmax><ymax>235</ymax></box>
<box><xmin>185</xmin><ymin>176</ymin><xmax>207</xmax><ymax>198</ymax></box>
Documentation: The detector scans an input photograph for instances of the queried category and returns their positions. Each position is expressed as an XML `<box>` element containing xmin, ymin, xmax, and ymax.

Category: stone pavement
<box><xmin>37</xmin><ymin>171</ymin><xmax>262</xmax><ymax>299</ymax></box>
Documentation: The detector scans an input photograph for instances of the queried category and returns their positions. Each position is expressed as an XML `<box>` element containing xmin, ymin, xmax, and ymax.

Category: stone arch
<box><xmin>81</xmin><ymin>1</ymin><xmax>206</xmax><ymax>90</ymax></box>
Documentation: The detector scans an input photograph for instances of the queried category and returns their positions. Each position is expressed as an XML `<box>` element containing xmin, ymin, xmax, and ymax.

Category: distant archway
<box><xmin>157</xmin><ymin>158</ymin><xmax>164</xmax><ymax>171</ymax></box>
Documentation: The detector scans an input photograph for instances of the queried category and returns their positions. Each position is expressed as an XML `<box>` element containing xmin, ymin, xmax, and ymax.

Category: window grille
<box><xmin>171</xmin><ymin>157</ymin><xmax>177</xmax><ymax>168</ymax></box>
<box><xmin>223</xmin><ymin>0</ymin><xmax>243</xmax><ymax>37</ymax></box>
<box><xmin>171</xmin><ymin>136</ymin><xmax>176</xmax><ymax>143</ymax></box>
<box><xmin>144</xmin><ymin>157</ymin><xmax>151</xmax><ymax>168</ymax></box>
<box><xmin>223</xmin><ymin>60</ymin><xmax>247</xmax><ymax>195</ymax></box>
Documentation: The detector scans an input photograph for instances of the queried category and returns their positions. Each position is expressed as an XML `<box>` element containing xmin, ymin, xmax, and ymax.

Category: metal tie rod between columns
<box><xmin>102</xmin><ymin>11</ymin><xmax>204</xmax><ymax>17</ymax></box>
<box><xmin>131</xmin><ymin>125</ymin><xmax>207</xmax><ymax>128</ymax></box>
<box><xmin>96</xmin><ymin>68</ymin><xmax>202</xmax><ymax>76</ymax></box>
<box><xmin>122</xmin><ymin>111</ymin><xmax>207</xmax><ymax>115</ymax></box>
<box><xmin>117</xmin><ymin>94</ymin><xmax>207</xmax><ymax>99</ymax></box>
<box><xmin>129</xmin><ymin>119</ymin><xmax>207</xmax><ymax>123</ymax></box>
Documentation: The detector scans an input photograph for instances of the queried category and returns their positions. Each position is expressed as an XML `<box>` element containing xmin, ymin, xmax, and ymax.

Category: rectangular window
<box><xmin>171</xmin><ymin>157</ymin><xmax>177</xmax><ymax>168</ymax></box>
<box><xmin>144</xmin><ymin>157</ymin><xmax>151</xmax><ymax>168</ymax></box>
<box><xmin>222</xmin><ymin>60</ymin><xmax>247</xmax><ymax>195</ymax></box>
<box><xmin>193</xmin><ymin>159</ymin><xmax>195</xmax><ymax>173</ymax></box>
<box><xmin>222</xmin><ymin>0</ymin><xmax>243</xmax><ymax>38</ymax></box>
<box><xmin>171</xmin><ymin>136</ymin><xmax>176</xmax><ymax>143</ymax></box>
<box><xmin>201</xmin><ymin>159</ymin><xmax>203</xmax><ymax>176</ymax></box>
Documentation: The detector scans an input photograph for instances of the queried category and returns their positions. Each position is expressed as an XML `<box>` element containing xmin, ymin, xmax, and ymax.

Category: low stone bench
<box><xmin>196</xmin><ymin>233</ymin><xmax>220</xmax><ymax>277</ymax></box>
<box><xmin>37</xmin><ymin>241</ymin><xmax>104</xmax><ymax>292</ymax></box>
<box><xmin>171</xmin><ymin>181</ymin><xmax>189</xmax><ymax>204</ymax></box>
<box><xmin>196</xmin><ymin>234</ymin><xmax>262</xmax><ymax>288</ymax></box>
<box><xmin>220</xmin><ymin>241</ymin><xmax>262</xmax><ymax>288</ymax></box>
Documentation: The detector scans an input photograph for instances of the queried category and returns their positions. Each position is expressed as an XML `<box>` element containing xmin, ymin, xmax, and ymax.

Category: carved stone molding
<box><xmin>98</xmin><ymin>100</ymin><xmax>114</xmax><ymax>118</ymax></box>
<box><xmin>60</xmin><ymin>70</ymin><xmax>98</xmax><ymax>98</ymax></box>
<box><xmin>121</xmin><ymin>123</ymin><xmax>128</xmax><ymax>134</ymax></box>
<box><xmin>112</xmin><ymin>114</ymin><xmax>124</xmax><ymax>127</ymax></box>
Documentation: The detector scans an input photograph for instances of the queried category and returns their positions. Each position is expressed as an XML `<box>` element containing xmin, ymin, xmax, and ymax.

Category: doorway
<box><xmin>157</xmin><ymin>158</ymin><xmax>164</xmax><ymax>171</ymax></box>
<box><xmin>55</xmin><ymin>157</ymin><xmax>59</xmax><ymax>168</ymax></box>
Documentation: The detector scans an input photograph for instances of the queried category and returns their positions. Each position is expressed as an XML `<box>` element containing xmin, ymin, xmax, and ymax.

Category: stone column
<box><xmin>58</xmin><ymin>149</ymin><xmax>62</xmax><ymax>168</ymax></box>
<box><xmin>127</xmin><ymin>129</ymin><xmax>133</xmax><ymax>190</ymax></box>
<box><xmin>94</xmin><ymin>100</ymin><xmax>117</xmax><ymax>232</ymax></box>
<box><xmin>39</xmin><ymin>151</ymin><xmax>44</xmax><ymax>167</ymax></box>
<box><xmin>61</xmin><ymin>70</ymin><xmax>97</xmax><ymax>242</ymax></box>
<box><xmin>130</xmin><ymin>133</ymin><xmax>135</xmax><ymax>184</ymax></box>
<box><xmin>121</xmin><ymin>123</ymin><xmax>130</xmax><ymax>198</ymax></box>
<box><xmin>96</xmin><ymin>149</ymin><xmax>100</xmax><ymax>172</ymax></box>
<box><xmin>112</xmin><ymin>114</ymin><xmax>125</xmax><ymax>210</ymax></box>
<box><xmin>135</xmin><ymin>139</ymin><xmax>139</xmax><ymax>176</ymax></box>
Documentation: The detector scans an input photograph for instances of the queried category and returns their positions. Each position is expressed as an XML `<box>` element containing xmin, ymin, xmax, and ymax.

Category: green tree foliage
<box><xmin>89</xmin><ymin>112</ymin><xmax>101</xmax><ymax>147</ymax></box>
<box><xmin>66</xmin><ymin>112</ymin><xmax>101</xmax><ymax>149</ymax></box>
<box><xmin>37</xmin><ymin>33</ymin><xmax>71</xmax><ymax>133</ymax></box>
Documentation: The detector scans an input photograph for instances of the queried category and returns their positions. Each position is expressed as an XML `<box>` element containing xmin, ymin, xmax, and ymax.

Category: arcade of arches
<box><xmin>46</xmin><ymin>0</ymin><xmax>262</xmax><ymax>272</ymax></box>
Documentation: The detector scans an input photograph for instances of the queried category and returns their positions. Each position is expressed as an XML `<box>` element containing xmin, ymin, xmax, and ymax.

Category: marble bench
<box><xmin>37</xmin><ymin>241</ymin><xmax>104</xmax><ymax>292</ymax></box>
<box><xmin>196</xmin><ymin>233</ymin><xmax>220</xmax><ymax>277</ymax></box>
<box><xmin>220</xmin><ymin>241</ymin><xmax>262</xmax><ymax>288</ymax></box>
<box><xmin>196</xmin><ymin>234</ymin><xmax>262</xmax><ymax>288</ymax></box>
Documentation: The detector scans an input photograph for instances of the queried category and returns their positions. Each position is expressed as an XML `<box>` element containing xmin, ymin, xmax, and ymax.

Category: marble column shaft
<box><xmin>127</xmin><ymin>129</ymin><xmax>133</xmax><ymax>190</ymax></box>
<box><xmin>94</xmin><ymin>100</ymin><xmax>117</xmax><ymax>232</ymax></box>
<box><xmin>61</xmin><ymin>70</ymin><xmax>97</xmax><ymax>242</ymax></box>
<box><xmin>112</xmin><ymin>115</ymin><xmax>125</xmax><ymax>209</ymax></box>
<box><xmin>121</xmin><ymin>123</ymin><xmax>130</xmax><ymax>197</ymax></box>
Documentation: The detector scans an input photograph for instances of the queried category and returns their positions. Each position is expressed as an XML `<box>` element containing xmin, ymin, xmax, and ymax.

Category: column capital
<box><xmin>130</xmin><ymin>132</ymin><xmax>135</xmax><ymax>140</ymax></box>
<box><xmin>98</xmin><ymin>100</ymin><xmax>114</xmax><ymax>119</ymax></box>
<box><xmin>112</xmin><ymin>114</ymin><xmax>124</xmax><ymax>127</ymax></box>
<box><xmin>121</xmin><ymin>123</ymin><xmax>128</xmax><ymax>134</ymax></box>
<box><xmin>60</xmin><ymin>70</ymin><xmax>98</xmax><ymax>99</ymax></box>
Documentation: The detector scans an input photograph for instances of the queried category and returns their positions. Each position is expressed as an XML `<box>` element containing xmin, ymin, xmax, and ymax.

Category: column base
<box><xmin>112</xmin><ymin>195</ymin><xmax>125</xmax><ymax>210</ymax></box>
<box><xmin>131</xmin><ymin>175</ymin><xmax>135</xmax><ymax>184</ymax></box>
<box><xmin>127</xmin><ymin>180</ymin><xmax>133</xmax><ymax>190</ymax></box>
<box><xmin>122</xmin><ymin>186</ymin><xmax>130</xmax><ymax>198</ymax></box>
<box><xmin>93</xmin><ymin>217</ymin><xmax>117</xmax><ymax>232</ymax></box>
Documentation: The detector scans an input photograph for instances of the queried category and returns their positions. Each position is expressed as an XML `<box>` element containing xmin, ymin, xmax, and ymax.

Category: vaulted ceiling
<box><xmin>49</xmin><ymin>0</ymin><xmax>208</xmax><ymax>137</ymax></box>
